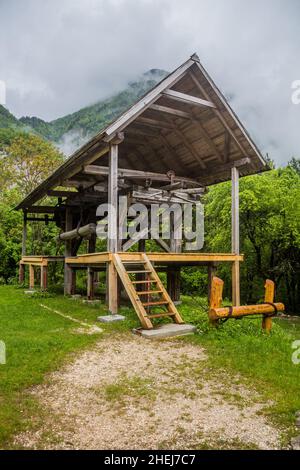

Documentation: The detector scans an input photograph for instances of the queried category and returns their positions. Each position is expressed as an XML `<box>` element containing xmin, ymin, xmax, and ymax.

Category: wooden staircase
<box><xmin>113</xmin><ymin>253</ymin><xmax>184</xmax><ymax>329</ymax></box>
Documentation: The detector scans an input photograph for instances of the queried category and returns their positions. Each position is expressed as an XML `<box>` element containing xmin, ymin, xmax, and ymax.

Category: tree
<box><xmin>0</xmin><ymin>133</ymin><xmax>63</xmax><ymax>196</ymax></box>
<box><xmin>202</xmin><ymin>167</ymin><xmax>300</xmax><ymax>312</ymax></box>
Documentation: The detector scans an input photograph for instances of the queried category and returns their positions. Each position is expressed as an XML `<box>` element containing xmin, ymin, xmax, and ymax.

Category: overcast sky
<box><xmin>0</xmin><ymin>0</ymin><xmax>299</xmax><ymax>165</ymax></box>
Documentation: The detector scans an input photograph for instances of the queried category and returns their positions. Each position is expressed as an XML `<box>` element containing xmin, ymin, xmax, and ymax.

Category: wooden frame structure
<box><xmin>16</xmin><ymin>54</ymin><xmax>267</xmax><ymax>328</ymax></box>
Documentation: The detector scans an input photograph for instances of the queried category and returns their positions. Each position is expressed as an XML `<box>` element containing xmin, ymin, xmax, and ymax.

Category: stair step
<box><xmin>146</xmin><ymin>312</ymin><xmax>176</xmax><ymax>319</ymax></box>
<box><xmin>131</xmin><ymin>280</ymin><xmax>157</xmax><ymax>285</ymax></box>
<box><xmin>127</xmin><ymin>270</ymin><xmax>152</xmax><ymax>274</ymax></box>
<box><xmin>122</xmin><ymin>260</ymin><xmax>144</xmax><ymax>264</ymax></box>
<box><xmin>142</xmin><ymin>300</ymin><xmax>169</xmax><ymax>307</ymax></box>
<box><xmin>137</xmin><ymin>290</ymin><xmax>162</xmax><ymax>295</ymax></box>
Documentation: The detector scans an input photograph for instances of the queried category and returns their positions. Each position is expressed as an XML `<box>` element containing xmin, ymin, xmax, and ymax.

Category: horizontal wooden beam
<box><xmin>150</xmin><ymin>103</ymin><xmax>194</xmax><ymax>120</ymax></box>
<box><xmin>25</xmin><ymin>206</ymin><xmax>57</xmax><ymax>214</ymax></box>
<box><xmin>47</xmin><ymin>190</ymin><xmax>78</xmax><ymax>198</ymax></box>
<box><xmin>83</xmin><ymin>165</ymin><xmax>202</xmax><ymax>186</ymax></box>
<box><xmin>163</xmin><ymin>89</ymin><xmax>216</xmax><ymax>109</ymax></box>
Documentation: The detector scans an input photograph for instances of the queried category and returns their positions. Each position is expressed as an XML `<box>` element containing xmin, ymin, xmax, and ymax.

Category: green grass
<box><xmin>0</xmin><ymin>285</ymin><xmax>299</xmax><ymax>448</ymax></box>
<box><xmin>0</xmin><ymin>285</ymin><xmax>140</xmax><ymax>448</ymax></box>
<box><xmin>178</xmin><ymin>296</ymin><xmax>300</xmax><ymax>439</ymax></box>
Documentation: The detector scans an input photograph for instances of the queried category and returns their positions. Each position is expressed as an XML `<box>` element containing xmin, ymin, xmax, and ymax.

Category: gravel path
<box><xmin>15</xmin><ymin>334</ymin><xmax>282</xmax><ymax>450</ymax></box>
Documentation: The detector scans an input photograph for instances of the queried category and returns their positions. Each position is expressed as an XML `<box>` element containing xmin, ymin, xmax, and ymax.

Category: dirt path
<box><xmin>15</xmin><ymin>334</ymin><xmax>282</xmax><ymax>450</ymax></box>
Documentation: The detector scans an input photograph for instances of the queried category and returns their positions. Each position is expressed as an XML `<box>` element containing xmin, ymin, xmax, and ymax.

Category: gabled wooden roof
<box><xmin>17</xmin><ymin>53</ymin><xmax>267</xmax><ymax>211</ymax></box>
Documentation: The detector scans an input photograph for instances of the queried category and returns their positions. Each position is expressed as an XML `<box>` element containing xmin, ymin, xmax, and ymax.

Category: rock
<box><xmin>71</xmin><ymin>294</ymin><xmax>81</xmax><ymax>299</ymax></box>
<box><xmin>291</xmin><ymin>435</ymin><xmax>300</xmax><ymax>450</ymax></box>
<box><xmin>97</xmin><ymin>314</ymin><xmax>125</xmax><ymax>323</ymax></box>
<box><xmin>83</xmin><ymin>299</ymin><xmax>101</xmax><ymax>305</ymax></box>
<box><xmin>24</xmin><ymin>290</ymin><xmax>36</xmax><ymax>295</ymax></box>
<box><xmin>295</xmin><ymin>417</ymin><xmax>300</xmax><ymax>428</ymax></box>
<box><xmin>295</xmin><ymin>410</ymin><xmax>300</xmax><ymax>418</ymax></box>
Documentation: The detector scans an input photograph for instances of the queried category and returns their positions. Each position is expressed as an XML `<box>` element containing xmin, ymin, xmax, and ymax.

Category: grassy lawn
<box><xmin>0</xmin><ymin>285</ymin><xmax>138</xmax><ymax>448</ymax></box>
<box><xmin>179</xmin><ymin>297</ymin><xmax>300</xmax><ymax>437</ymax></box>
<box><xmin>0</xmin><ymin>285</ymin><xmax>299</xmax><ymax>448</ymax></box>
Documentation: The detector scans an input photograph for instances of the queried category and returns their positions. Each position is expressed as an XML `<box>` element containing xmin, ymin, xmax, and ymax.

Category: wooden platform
<box><xmin>65</xmin><ymin>252</ymin><xmax>243</xmax><ymax>267</ymax></box>
<box><xmin>19</xmin><ymin>256</ymin><xmax>65</xmax><ymax>290</ymax></box>
<box><xmin>20</xmin><ymin>256</ymin><xmax>65</xmax><ymax>266</ymax></box>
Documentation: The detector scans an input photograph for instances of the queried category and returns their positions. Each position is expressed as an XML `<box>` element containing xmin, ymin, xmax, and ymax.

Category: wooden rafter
<box><xmin>189</xmin><ymin>71</ymin><xmax>248</xmax><ymax>157</ymax></box>
<box><xmin>167</xmin><ymin>118</ymin><xmax>207</xmax><ymax>170</ymax></box>
<box><xmin>162</xmin><ymin>89</ymin><xmax>216</xmax><ymax>109</ymax></box>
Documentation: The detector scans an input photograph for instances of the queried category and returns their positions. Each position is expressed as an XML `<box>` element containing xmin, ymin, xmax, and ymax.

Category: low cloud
<box><xmin>0</xmin><ymin>0</ymin><xmax>299</xmax><ymax>165</ymax></box>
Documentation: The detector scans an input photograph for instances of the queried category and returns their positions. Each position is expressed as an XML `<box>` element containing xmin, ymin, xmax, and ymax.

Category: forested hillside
<box><xmin>1</xmin><ymin>69</ymin><xmax>168</xmax><ymax>155</ymax></box>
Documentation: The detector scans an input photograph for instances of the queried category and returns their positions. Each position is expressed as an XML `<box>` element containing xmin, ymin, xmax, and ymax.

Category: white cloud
<box><xmin>0</xmin><ymin>0</ymin><xmax>299</xmax><ymax>165</ymax></box>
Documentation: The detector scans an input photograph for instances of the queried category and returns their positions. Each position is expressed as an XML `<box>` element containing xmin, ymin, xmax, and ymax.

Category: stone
<box><xmin>71</xmin><ymin>294</ymin><xmax>81</xmax><ymax>299</ymax></box>
<box><xmin>24</xmin><ymin>290</ymin><xmax>36</xmax><ymax>295</ymax></box>
<box><xmin>97</xmin><ymin>314</ymin><xmax>125</xmax><ymax>323</ymax></box>
<box><xmin>291</xmin><ymin>435</ymin><xmax>300</xmax><ymax>450</ymax></box>
<box><xmin>83</xmin><ymin>299</ymin><xmax>101</xmax><ymax>305</ymax></box>
<box><xmin>133</xmin><ymin>323</ymin><xmax>196</xmax><ymax>339</ymax></box>
<box><xmin>295</xmin><ymin>410</ymin><xmax>300</xmax><ymax>418</ymax></box>
<box><xmin>295</xmin><ymin>417</ymin><xmax>300</xmax><ymax>428</ymax></box>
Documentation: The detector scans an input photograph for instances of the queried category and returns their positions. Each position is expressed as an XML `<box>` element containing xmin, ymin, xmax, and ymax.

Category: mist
<box><xmin>0</xmin><ymin>0</ymin><xmax>299</xmax><ymax>165</ymax></box>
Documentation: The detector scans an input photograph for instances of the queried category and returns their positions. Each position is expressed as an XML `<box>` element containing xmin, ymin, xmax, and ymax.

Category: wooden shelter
<box><xmin>16</xmin><ymin>54</ymin><xmax>267</xmax><ymax>329</ymax></box>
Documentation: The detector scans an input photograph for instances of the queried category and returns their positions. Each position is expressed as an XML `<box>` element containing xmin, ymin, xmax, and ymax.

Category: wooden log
<box><xmin>262</xmin><ymin>279</ymin><xmax>275</xmax><ymax>333</ymax></box>
<box><xmin>209</xmin><ymin>302</ymin><xmax>285</xmax><ymax>320</ymax></box>
<box><xmin>57</xmin><ymin>223</ymin><xmax>96</xmax><ymax>241</ymax></box>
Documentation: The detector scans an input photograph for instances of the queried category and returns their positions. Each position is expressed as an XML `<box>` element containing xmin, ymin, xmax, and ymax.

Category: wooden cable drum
<box><xmin>57</xmin><ymin>223</ymin><xmax>96</xmax><ymax>241</ymax></box>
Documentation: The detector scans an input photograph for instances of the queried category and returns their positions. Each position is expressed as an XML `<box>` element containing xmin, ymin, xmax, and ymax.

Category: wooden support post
<box><xmin>231</xmin><ymin>167</ymin><xmax>240</xmax><ymax>306</ymax></box>
<box><xmin>19</xmin><ymin>263</ymin><xmax>25</xmax><ymax>284</ymax></box>
<box><xmin>262</xmin><ymin>279</ymin><xmax>275</xmax><ymax>333</ymax></box>
<box><xmin>29</xmin><ymin>264</ymin><xmax>35</xmax><ymax>290</ymax></box>
<box><xmin>108</xmin><ymin>261</ymin><xmax>118</xmax><ymax>314</ymax></box>
<box><xmin>208</xmin><ymin>262</ymin><xmax>217</xmax><ymax>304</ymax></box>
<box><xmin>87</xmin><ymin>267</ymin><xmax>95</xmax><ymax>300</ymax></box>
<box><xmin>168</xmin><ymin>211</ymin><xmax>182</xmax><ymax>302</ymax></box>
<box><xmin>209</xmin><ymin>276</ymin><xmax>224</xmax><ymax>326</ymax></box>
<box><xmin>64</xmin><ymin>207</ymin><xmax>73</xmax><ymax>295</ymax></box>
<box><xmin>40</xmin><ymin>265</ymin><xmax>48</xmax><ymax>291</ymax></box>
<box><xmin>107</xmin><ymin>140</ymin><xmax>121</xmax><ymax>313</ymax></box>
<box><xmin>22</xmin><ymin>211</ymin><xmax>27</xmax><ymax>256</ymax></box>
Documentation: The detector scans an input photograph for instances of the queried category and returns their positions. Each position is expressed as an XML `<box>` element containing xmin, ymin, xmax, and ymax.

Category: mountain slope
<box><xmin>14</xmin><ymin>68</ymin><xmax>168</xmax><ymax>155</ymax></box>
<box><xmin>0</xmin><ymin>104</ymin><xmax>25</xmax><ymax>130</ymax></box>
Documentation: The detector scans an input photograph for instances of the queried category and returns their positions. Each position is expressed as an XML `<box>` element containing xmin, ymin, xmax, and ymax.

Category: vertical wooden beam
<box><xmin>231</xmin><ymin>167</ymin><xmax>240</xmax><ymax>306</ymax></box>
<box><xmin>108</xmin><ymin>143</ymin><xmax>119</xmax><ymax>253</ymax></box>
<box><xmin>22</xmin><ymin>211</ymin><xmax>27</xmax><ymax>256</ymax></box>
<box><xmin>167</xmin><ymin>211</ymin><xmax>182</xmax><ymax>302</ymax></box>
<box><xmin>262</xmin><ymin>279</ymin><xmax>275</xmax><ymax>333</ymax></box>
<box><xmin>29</xmin><ymin>264</ymin><xmax>35</xmax><ymax>290</ymax></box>
<box><xmin>208</xmin><ymin>262</ymin><xmax>217</xmax><ymax>304</ymax></box>
<box><xmin>87</xmin><ymin>268</ymin><xmax>95</xmax><ymax>300</ymax></box>
<box><xmin>64</xmin><ymin>207</ymin><xmax>73</xmax><ymax>295</ymax></box>
<box><xmin>107</xmin><ymin>141</ymin><xmax>119</xmax><ymax>313</ymax></box>
<box><xmin>87</xmin><ymin>234</ymin><xmax>96</xmax><ymax>300</ymax></box>
<box><xmin>40</xmin><ymin>265</ymin><xmax>48</xmax><ymax>291</ymax></box>
<box><xmin>19</xmin><ymin>263</ymin><xmax>25</xmax><ymax>284</ymax></box>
